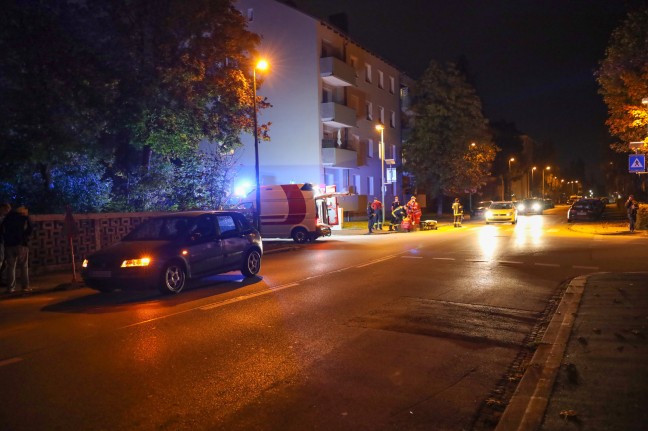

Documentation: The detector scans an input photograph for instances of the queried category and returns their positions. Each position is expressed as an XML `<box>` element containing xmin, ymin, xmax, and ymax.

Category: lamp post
<box><xmin>508</xmin><ymin>157</ymin><xmax>515</xmax><ymax>199</ymax></box>
<box><xmin>542</xmin><ymin>166</ymin><xmax>551</xmax><ymax>198</ymax></box>
<box><xmin>376</xmin><ymin>124</ymin><xmax>386</xmax><ymax>227</ymax></box>
<box><xmin>530</xmin><ymin>167</ymin><xmax>537</xmax><ymax>197</ymax></box>
<box><xmin>253</xmin><ymin>59</ymin><xmax>268</xmax><ymax>232</ymax></box>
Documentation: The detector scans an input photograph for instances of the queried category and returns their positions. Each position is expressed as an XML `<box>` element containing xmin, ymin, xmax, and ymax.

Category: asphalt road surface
<box><xmin>0</xmin><ymin>206</ymin><xmax>645</xmax><ymax>430</ymax></box>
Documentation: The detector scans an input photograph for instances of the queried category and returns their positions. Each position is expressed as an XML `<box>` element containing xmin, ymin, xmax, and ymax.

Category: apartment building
<box><xmin>235</xmin><ymin>0</ymin><xmax>408</xmax><ymax>215</ymax></box>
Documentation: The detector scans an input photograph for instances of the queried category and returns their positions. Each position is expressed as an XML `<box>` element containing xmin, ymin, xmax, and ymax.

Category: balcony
<box><xmin>321</xmin><ymin>102</ymin><xmax>357</xmax><ymax>128</ymax></box>
<box><xmin>322</xmin><ymin>147</ymin><xmax>357</xmax><ymax>168</ymax></box>
<box><xmin>320</xmin><ymin>57</ymin><xmax>356</xmax><ymax>87</ymax></box>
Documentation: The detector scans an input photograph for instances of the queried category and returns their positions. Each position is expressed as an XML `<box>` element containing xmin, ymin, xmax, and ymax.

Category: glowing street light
<box><xmin>253</xmin><ymin>59</ymin><xmax>269</xmax><ymax>232</ymax></box>
<box><xmin>375</xmin><ymin>124</ymin><xmax>386</xmax><ymax>227</ymax></box>
<box><xmin>542</xmin><ymin>166</ymin><xmax>551</xmax><ymax>198</ymax></box>
<box><xmin>530</xmin><ymin>166</ymin><xmax>537</xmax><ymax>197</ymax></box>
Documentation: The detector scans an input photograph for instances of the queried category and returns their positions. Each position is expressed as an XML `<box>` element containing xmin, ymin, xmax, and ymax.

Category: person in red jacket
<box><xmin>406</xmin><ymin>196</ymin><xmax>422</xmax><ymax>230</ymax></box>
<box><xmin>370</xmin><ymin>197</ymin><xmax>383</xmax><ymax>230</ymax></box>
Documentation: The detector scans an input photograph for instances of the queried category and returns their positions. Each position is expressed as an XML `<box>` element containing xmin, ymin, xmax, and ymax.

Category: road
<box><xmin>0</xmin><ymin>206</ymin><xmax>645</xmax><ymax>430</ymax></box>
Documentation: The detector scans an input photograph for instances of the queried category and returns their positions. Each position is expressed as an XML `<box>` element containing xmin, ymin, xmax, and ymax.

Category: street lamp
<box><xmin>253</xmin><ymin>59</ymin><xmax>268</xmax><ymax>232</ymax></box>
<box><xmin>542</xmin><ymin>166</ymin><xmax>551</xmax><ymax>198</ymax></box>
<box><xmin>508</xmin><ymin>158</ymin><xmax>515</xmax><ymax>199</ymax></box>
<box><xmin>375</xmin><ymin>124</ymin><xmax>386</xmax><ymax>227</ymax></box>
<box><xmin>530</xmin><ymin>166</ymin><xmax>537</xmax><ymax>197</ymax></box>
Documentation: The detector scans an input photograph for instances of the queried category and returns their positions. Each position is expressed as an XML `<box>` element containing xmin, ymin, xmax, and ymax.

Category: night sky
<box><xmin>287</xmin><ymin>0</ymin><xmax>632</xmax><ymax>174</ymax></box>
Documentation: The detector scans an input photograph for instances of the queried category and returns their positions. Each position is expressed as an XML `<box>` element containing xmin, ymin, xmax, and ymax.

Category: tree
<box><xmin>597</xmin><ymin>5</ymin><xmax>648</xmax><ymax>152</ymax></box>
<box><xmin>0</xmin><ymin>0</ymin><xmax>263</xmax><ymax>213</ymax></box>
<box><xmin>403</xmin><ymin>61</ymin><xmax>497</xmax><ymax>215</ymax></box>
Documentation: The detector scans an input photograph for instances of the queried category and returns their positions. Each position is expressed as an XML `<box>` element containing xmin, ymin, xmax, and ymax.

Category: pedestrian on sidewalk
<box><xmin>625</xmin><ymin>195</ymin><xmax>638</xmax><ymax>233</ymax></box>
<box><xmin>1</xmin><ymin>206</ymin><xmax>33</xmax><ymax>293</ymax></box>
<box><xmin>0</xmin><ymin>203</ymin><xmax>10</xmax><ymax>285</ymax></box>
<box><xmin>367</xmin><ymin>202</ymin><xmax>375</xmax><ymax>234</ymax></box>
<box><xmin>406</xmin><ymin>196</ymin><xmax>422</xmax><ymax>230</ymax></box>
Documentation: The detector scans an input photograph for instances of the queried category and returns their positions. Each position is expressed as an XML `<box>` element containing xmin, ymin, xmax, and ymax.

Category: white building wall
<box><xmin>236</xmin><ymin>0</ymin><xmax>322</xmax><ymax>187</ymax></box>
<box><xmin>235</xmin><ymin>0</ymin><xmax>404</xmax><ymax>212</ymax></box>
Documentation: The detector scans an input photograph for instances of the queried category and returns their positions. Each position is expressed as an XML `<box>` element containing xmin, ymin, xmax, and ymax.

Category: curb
<box><xmin>495</xmin><ymin>275</ymin><xmax>588</xmax><ymax>431</ymax></box>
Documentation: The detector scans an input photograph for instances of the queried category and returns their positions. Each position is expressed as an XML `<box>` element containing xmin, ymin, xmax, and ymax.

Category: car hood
<box><xmin>89</xmin><ymin>240</ymin><xmax>174</xmax><ymax>259</ymax></box>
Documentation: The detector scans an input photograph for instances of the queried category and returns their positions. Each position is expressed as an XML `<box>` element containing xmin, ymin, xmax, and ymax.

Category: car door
<box><xmin>217</xmin><ymin>214</ymin><xmax>248</xmax><ymax>268</ymax></box>
<box><xmin>185</xmin><ymin>214</ymin><xmax>224</xmax><ymax>276</ymax></box>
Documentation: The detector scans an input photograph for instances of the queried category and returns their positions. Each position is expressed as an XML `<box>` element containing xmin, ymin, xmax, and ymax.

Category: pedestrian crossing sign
<box><xmin>629</xmin><ymin>154</ymin><xmax>645</xmax><ymax>172</ymax></box>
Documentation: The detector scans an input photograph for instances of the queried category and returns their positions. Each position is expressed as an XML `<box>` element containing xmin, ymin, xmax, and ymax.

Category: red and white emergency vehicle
<box><xmin>242</xmin><ymin>183</ymin><xmax>334</xmax><ymax>243</ymax></box>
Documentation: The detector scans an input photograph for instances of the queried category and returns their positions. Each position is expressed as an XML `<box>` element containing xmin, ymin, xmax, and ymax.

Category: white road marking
<box><xmin>356</xmin><ymin>255</ymin><xmax>397</xmax><ymax>268</ymax></box>
<box><xmin>401</xmin><ymin>256</ymin><xmax>423</xmax><ymax>259</ymax></box>
<box><xmin>534</xmin><ymin>263</ymin><xmax>560</xmax><ymax>267</ymax></box>
<box><xmin>433</xmin><ymin>257</ymin><xmax>455</xmax><ymax>261</ymax></box>
<box><xmin>498</xmin><ymin>260</ymin><xmax>523</xmax><ymax>265</ymax></box>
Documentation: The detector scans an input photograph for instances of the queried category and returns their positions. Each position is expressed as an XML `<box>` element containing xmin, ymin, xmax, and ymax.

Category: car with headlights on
<box><xmin>471</xmin><ymin>200</ymin><xmax>493</xmax><ymax>219</ymax></box>
<box><xmin>517</xmin><ymin>198</ymin><xmax>544</xmax><ymax>215</ymax></box>
<box><xmin>485</xmin><ymin>201</ymin><xmax>518</xmax><ymax>224</ymax></box>
<box><xmin>81</xmin><ymin>211</ymin><xmax>263</xmax><ymax>294</ymax></box>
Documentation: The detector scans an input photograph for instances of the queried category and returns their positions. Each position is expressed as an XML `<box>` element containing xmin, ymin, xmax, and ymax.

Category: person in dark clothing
<box><xmin>1</xmin><ymin>206</ymin><xmax>33</xmax><ymax>293</ymax></box>
<box><xmin>0</xmin><ymin>203</ymin><xmax>10</xmax><ymax>285</ymax></box>
<box><xmin>367</xmin><ymin>203</ymin><xmax>375</xmax><ymax>234</ymax></box>
<box><xmin>625</xmin><ymin>195</ymin><xmax>638</xmax><ymax>233</ymax></box>
<box><xmin>390</xmin><ymin>205</ymin><xmax>407</xmax><ymax>231</ymax></box>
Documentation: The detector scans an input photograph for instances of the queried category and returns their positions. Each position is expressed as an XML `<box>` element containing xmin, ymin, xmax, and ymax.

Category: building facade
<box><xmin>235</xmin><ymin>0</ymin><xmax>408</xmax><ymax>215</ymax></box>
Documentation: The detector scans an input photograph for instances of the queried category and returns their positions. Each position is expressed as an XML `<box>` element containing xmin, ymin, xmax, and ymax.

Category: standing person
<box><xmin>390</xmin><ymin>196</ymin><xmax>401</xmax><ymax>230</ymax></box>
<box><xmin>626</xmin><ymin>195</ymin><xmax>638</xmax><ymax>233</ymax></box>
<box><xmin>366</xmin><ymin>201</ymin><xmax>375</xmax><ymax>234</ymax></box>
<box><xmin>452</xmin><ymin>198</ymin><xmax>463</xmax><ymax>227</ymax></box>
<box><xmin>371</xmin><ymin>197</ymin><xmax>383</xmax><ymax>231</ymax></box>
<box><xmin>391</xmin><ymin>203</ymin><xmax>407</xmax><ymax>231</ymax></box>
<box><xmin>0</xmin><ymin>203</ymin><xmax>10</xmax><ymax>285</ymax></box>
<box><xmin>1</xmin><ymin>206</ymin><xmax>33</xmax><ymax>293</ymax></box>
<box><xmin>406</xmin><ymin>196</ymin><xmax>422</xmax><ymax>230</ymax></box>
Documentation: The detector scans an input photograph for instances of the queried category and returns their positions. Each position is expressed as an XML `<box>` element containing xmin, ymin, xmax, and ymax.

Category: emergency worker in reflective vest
<box><xmin>406</xmin><ymin>196</ymin><xmax>422</xmax><ymax>229</ymax></box>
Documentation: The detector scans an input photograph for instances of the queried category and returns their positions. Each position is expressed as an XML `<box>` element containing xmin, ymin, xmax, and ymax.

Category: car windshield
<box><xmin>490</xmin><ymin>203</ymin><xmax>513</xmax><ymax>209</ymax></box>
<box><xmin>124</xmin><ymin>217</ymin><xmax>197</xmax><ymax>241</ymax></box>
<box><xmin>477</xmin><ymin>201</ymin><xmax>491</xmax><ymax>207</ymax></box>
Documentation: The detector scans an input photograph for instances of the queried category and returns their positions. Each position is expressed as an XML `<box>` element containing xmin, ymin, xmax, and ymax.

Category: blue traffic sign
<box><xmin>629</xmin><ymin>154</ymin><xmax>645</xmax><ymax>172</ymax></box>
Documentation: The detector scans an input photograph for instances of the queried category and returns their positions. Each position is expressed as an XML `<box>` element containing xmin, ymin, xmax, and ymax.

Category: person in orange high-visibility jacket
<box><xmin>406</xmin><ymin>196</ymin><xmax>422</xmax><ymax>230</ymax></box>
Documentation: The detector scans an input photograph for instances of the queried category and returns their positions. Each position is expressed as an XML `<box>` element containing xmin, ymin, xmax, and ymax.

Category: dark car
<box><xmin>81</xmin><ymin>211</ymin><xmax>263</xmax><ymax>294</ymax></box>
<box><xmin>567</xmin><ymin>199</ymin><xmax>605</xmax><ymax>222</ymax></box>
<box><xmin>471</xmin><ymin>200</ymin><xmax>493</xmax><ymax>219</ymax></box>
<box><xmin>517</xmin><ymin>198</ymin><xmax>544</xmax><ymax>215</ymax></box>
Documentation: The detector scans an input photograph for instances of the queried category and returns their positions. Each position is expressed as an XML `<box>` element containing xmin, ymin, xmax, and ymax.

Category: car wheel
<box><xmin>292</xmin><ymin>227</ymin><xmax>309</xmax><ymax>243</ymax></box>
<box><xmin>159</xmin><ymin>261</ymin><xmax>186</xmax><ymax>294</ymax></box>
<box><xmin>241</xmin><ymin>249</ymin><xmax>261</xmax><ymax>277</ymax></box>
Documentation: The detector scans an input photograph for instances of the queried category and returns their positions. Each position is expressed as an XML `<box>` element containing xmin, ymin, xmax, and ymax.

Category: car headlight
<box><xmin>121</xmin><ymin>257</ymin><xmax>152</xmax><ymax>268</ymax></box>
<box><xmin>532</xmin><ymin>203</ymin><xmax>541</xmax><ymax>211</ymax></box>
<box><xmin>517</xmin><ymin>204</ymin><xmax>525</xmax><ymax>211</ymax></box>
<box><xmin>82</xmin><ymin>259</ymin><xmax>88</xmax><ymax>268</ymax></box>
<box><xmin>485</xmin><ymin>210</ymin><xmax>493</xmax><ymax>218</ymax></box>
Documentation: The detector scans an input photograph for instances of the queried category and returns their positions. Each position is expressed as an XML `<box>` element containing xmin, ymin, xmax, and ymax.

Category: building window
<box><xmin>390</xmin><ymin>111</ymin><xmax>396</xmax><ymax>128</ymax></box>
<box><xmin>378</xmin><ymin>70</ymin><xmax>384</xmax><ymax>89</ymax></box>
<box><xmin>389</xmin><ymin>76</ymin><xmax>395</xmax><ymax>94</ymax></box>
<box><xmin>379</xmin><ymin>106</ymin><xmax>385</xmax><ymax>124</ymax></box>
<box><xmin>247</xmin><ymin>8</ymin><xmax>254</xmax><ymax>21</ymax></box>
<box><xmin>391</xmin><ymin>144</ymin><xmax>396</xmax><ymax>160</ymax></box>
<box><xmin>368</xmin><ymin>176</ymin><xmax>375</xmax><ymax>196</ymax></box>
<box><xmin>365</xmin><ymin>63</ymin><xmax>372</xmax><ymax>83</ymax></box>
<box><xmin>353</xmin><ymin>175</ymin><xmax>361</xmax><ymax>194</ymax></box>
<box><xmin>368</xmin><ymin>138</ymin><xmax>374</xmax><ymax>158</ymax></box>
<box><xmin>366</xmin><ymin>101</ymin><xmax>373</xmax><ymax>121</ymax></box>
<box><xmin>350</xmin><ymin>56</ymin><xmax>359</xmax><ymax>77</ymax></box>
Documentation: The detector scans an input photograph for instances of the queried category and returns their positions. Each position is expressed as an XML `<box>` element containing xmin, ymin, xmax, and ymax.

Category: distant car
<box><xmin>517</xmin><ymin>198</ymin><xmax>544</xmax><ymax>215</ymax></box>
<box><xmin>471</xmin><ymin>200</ymin><xmax>493</xmax><ymax>219</ymax></box>
<box><xmin>543</xmin><ymin>198</ymin><xmax>555</xmax><ymax>209</ymax></box>
<box><xmin>567</xmin><ymin>199</ymin><xmax>605</xmax><ymax>222</ymax></box>
<box><xmin>81</xmin><ymin>211</ymin><xmax>263</xmax><ymax>294</ymax></box>
<box><xmin>485</xmin><ymin>201</ymin><xmax>518</xmax><ymax>224</ymax></box>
